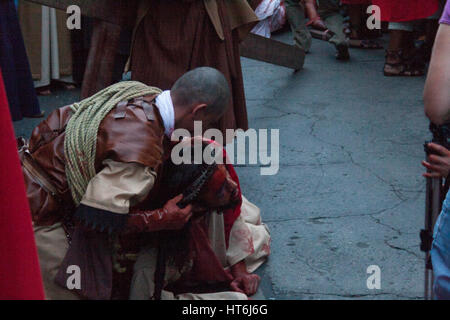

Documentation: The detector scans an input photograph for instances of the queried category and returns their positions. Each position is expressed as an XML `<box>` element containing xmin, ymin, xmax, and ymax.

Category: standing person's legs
<box><xmin>384</xmin><ymin>22</ymin><xmax>423</xmax><ymax>76</ymax></box>
<box><xmin>317</xmin><ymin>0</ymin><xmax>349</xmax><ymax>59</ymax></box>
<box><xmin>346</xmin><ymin>3</ymin><xmax>363</xmax><ymax>38</ymax></box>
<box><xmin>431</xmin><ymin>193</ymin><xmax>450</xmax><ymax>299</ymax></box>
<box><xmin>345</xmin><ymin>2</ymin><xmax>383</xmax><ymax>48</ymax></box>
<box><xmin>0</xmin><ymin>0</ymin><xmax>42</xmax><ymax>120</ymax></box>
<box><xmin>285</xmin><ymin>0</ymin><xmax>312</xmax><ymax>52</ymax></box>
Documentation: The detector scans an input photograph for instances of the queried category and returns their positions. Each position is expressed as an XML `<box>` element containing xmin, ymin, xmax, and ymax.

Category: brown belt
<box><xmin>18</xmin><ymin>137</ymin><xmax>60</xmax><ymax>199</ymax></box>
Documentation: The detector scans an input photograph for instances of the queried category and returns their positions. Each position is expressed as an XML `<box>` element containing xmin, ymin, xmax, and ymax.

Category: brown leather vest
<box><xmin>20</xmin><ymin>94</ymin><xmax>165</xmax><ymax>226</ymax></box>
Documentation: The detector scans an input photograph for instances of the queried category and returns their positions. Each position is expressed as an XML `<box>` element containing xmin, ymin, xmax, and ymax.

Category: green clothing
<box><xmin>285</xmin><ymin>0</ymin><xmax>347</xmax><ymax>50</ymax></box>
<box><xmin>317</xmin><ymin>0</ymin><xmax>347</xmax><ymax>47</ymax></box>
<box><xmin>285</xmin><ymin>0</ymin><xmax>312</xmax><ymax>52</ymax></box>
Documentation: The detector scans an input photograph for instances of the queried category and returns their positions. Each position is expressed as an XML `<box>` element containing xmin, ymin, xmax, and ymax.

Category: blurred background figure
<box><xmin>250</xmin><ymin>0</ymin><xmax>286</xmax><ymax>38</ymax></box>
<box><xmin>316</xmin><ymin>0</ymin><xmax>350</xmax><ymax>60</ymax></box>
<box><xmin>373</xmin><ymin>0</ymin><xmax>443</xmax><ymax>76</ymax></box>
<box><xmin>285</xmin><ymin>0</ymin><xmax>349</xmax><ymax>59</ymax></box>
<box><xmin>422</xmin><ymin>0</ymin><xmax>450</xmax><ymax>300</ymax></box>
<box><xmin>305</xmin><ymin>0</ymin><xmax>327</xmax><ymax>31</ymax></box>
<box><xmin>129</xmin><ymin>0</ymin><xmax>258</xmax><ymax>137</ymax></box>
<box><xmin>285</xmin><ymin>0</ymin><xmax>312</xmax><ymax>52</ymax></box>
<box><xmin>18</xmin><ymin>1</ymin><xmax>76</xmax><ymax>95</ymax></box>
<box><xmin>0</xmin><ymin>0</ymin><xmax>43</xmax><ymax>121</ymax></box>
<box><xmin>342</xmin><ymin>0</ymin><xmax>383</xmax><ymax>49</ymax></box>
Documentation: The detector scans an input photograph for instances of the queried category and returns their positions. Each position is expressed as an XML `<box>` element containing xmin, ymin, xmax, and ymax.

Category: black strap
<box><xmin>153</xmin><ymin>244</ymin><xmax>166</xmax><ymax>300</ymax></box>
<box><xmin>420</xmin><ymin>229</ymin><xmax>433</xmax><ymax>253</ymax></box>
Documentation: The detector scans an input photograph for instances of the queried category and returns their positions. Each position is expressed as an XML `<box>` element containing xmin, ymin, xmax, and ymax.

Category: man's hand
<box><xmin>422</xmin><ymin>142</ymin><xmax>450</xmax><ymax>178</ymax></box>
<box><xmin>127</xmin><ymin>194</ymin><xmax>192</xmax><ymax>232</ymax></box>
<box><xmin>229</xmin><ymin>261</ymin><xmax>260</xmax><ymax>296</ymax></box>
<box><xmin>161</xmin><ymin>194</ymin><xmax>193</xmax><ymax>230</ymax></box>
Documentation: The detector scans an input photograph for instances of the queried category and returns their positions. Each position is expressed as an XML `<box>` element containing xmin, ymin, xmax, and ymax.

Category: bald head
<box><xmin>171</xmin><ymin>67</ymin><xmax>231</xmax><ymax>120</ymax></box>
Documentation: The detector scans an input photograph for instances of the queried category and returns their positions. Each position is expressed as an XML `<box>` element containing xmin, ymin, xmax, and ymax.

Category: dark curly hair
<box><xmin>161</xmin><ymin>141</ymin><xmax>219</xmax><ymax>208</ymax></box>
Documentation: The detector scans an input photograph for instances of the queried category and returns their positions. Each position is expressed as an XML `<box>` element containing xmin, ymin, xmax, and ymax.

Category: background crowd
<box><xmin>0</xmin><ymin>0</ymin><xmax>446</xmax><ymax>122</ymax></box>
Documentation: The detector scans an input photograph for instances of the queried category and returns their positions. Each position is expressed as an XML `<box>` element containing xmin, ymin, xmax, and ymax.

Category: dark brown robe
<box><xmin>130</xmin><ymin>0</ymin><xmax>257</xmax><ymax>134</ymax></box>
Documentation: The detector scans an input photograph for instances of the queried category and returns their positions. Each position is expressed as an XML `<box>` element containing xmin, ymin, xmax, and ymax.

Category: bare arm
<box><xmin>424</xmin><ymin>23</ymin><xmax>450</xmax><ymax>125</ymax></box>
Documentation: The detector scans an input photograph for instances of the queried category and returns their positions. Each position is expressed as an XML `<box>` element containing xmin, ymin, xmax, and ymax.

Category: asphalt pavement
<box><xmin>13</xmin><ymin>31</ymin><xmax>429</xmax><ymax>300</ymax></box>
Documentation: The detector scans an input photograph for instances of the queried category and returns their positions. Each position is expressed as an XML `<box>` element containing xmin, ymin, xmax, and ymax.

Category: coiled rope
<box><xmin>64</xmin><ymin>81</ymin><xmax>162</xmax><ymax>205</ymax></box>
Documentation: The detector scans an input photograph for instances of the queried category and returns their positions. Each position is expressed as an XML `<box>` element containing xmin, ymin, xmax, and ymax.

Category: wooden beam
<box><xmin>240</xmin><ymin>33</ymin><xmax>304</xmax><ymax>70</ymax></box>
<box><xmin>25</xmin><ymin>0</ymin><xmax>303</xmax><ymax>70</ymax></box>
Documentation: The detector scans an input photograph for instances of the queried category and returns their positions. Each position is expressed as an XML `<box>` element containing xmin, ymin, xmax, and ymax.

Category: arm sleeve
<box><xmin>80</xmin><ymin>159</ymin><xmax>157</xmax><ymax>214</ymax></box>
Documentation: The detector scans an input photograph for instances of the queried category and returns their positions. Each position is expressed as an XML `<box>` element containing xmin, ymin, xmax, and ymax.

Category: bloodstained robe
<box><xmin>129</xmin><ymin>0</ymin><xmax>258</xmax><ymax>135</ymax></box>
<box><xmin>129</xmin><ymin>140</ymin><xmax>270</xmax><ymax>300</ymax></box>
<box><xmin>129</xmin><ymin>196</ymin><xmax>271</xmax><ymax>300</ymax></box>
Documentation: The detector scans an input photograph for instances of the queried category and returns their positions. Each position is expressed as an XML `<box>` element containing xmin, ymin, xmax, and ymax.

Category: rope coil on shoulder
<box><xmin>64</xmin><ymin>81</ymin><xmax>162</xmax><ymax>206</ymax></box>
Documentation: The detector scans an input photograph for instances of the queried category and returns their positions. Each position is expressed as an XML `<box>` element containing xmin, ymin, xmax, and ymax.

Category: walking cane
<box><xmin>421</xmin><ymin>123</ymin><xmax>450</xmax><ymax>299</ymax></box>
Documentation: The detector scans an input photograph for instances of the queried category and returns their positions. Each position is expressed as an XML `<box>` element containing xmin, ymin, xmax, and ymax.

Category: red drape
<box><xmin>0</xmin><ymin>69</ymin><xmax>44</xmax><ymax>300</ymax></box>
<box><xmin>372</xmin><ymin>0</ymin><xmax>439</xmax><ymax>22</ymax></box>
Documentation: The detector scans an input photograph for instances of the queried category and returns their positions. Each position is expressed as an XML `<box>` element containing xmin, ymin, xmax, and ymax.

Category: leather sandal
<box><xmin>383</xmin><ymin>50</ymin><xmax>424</xmax><ymax>77</ymax></box>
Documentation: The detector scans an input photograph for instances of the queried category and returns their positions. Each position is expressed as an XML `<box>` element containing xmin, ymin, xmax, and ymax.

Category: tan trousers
<box><xmin>34</xmin><ymin>223</ymin><xmax>80</xmax><ymax>300</ymax></box>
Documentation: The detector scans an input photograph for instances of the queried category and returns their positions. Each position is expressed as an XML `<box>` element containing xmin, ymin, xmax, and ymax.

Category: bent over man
<box><xmin>21</xmin><ymin>67</ymin><xmax>235</xmax><ymax>299</ymax></box>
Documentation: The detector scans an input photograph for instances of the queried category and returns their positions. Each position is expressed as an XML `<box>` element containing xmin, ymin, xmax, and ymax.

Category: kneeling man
<box><xmin>129</xmin><ymin>139</ymin><xmax>271</xmax><ymax>300</ymax></box>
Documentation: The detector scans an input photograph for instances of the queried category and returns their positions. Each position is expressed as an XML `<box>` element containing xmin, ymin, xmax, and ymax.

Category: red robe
<box><xmin>372</xmin><ymin>0</ymin><xmax>439</xmax><ymax>22</ymax></box>
<box><xmin>0</xmin><ymin>69</ymin><xmax>44</xmax><ymax>299</ymax></box>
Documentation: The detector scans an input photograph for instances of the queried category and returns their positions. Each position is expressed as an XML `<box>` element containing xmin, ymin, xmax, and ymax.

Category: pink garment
<box><xmin>251</xmin><ymin>0</ymin><xmax>286</xmax><ymax>38</ymax></box>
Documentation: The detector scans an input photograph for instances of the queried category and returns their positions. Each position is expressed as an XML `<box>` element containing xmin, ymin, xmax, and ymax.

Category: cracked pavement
<box><xmin>238</xmin><ymin>31</ymin><xmax>428</xmax><ymax>300</ymax></box>
<box><xmin>12</xmin><ymin>30</ymin><xmax>429</xmax><ymax>300</ymax></box>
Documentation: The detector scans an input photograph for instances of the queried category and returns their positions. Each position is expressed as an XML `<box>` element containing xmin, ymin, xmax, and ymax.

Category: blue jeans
<box><xmin>431</xmin><ymin>191</ymin><xmax>450</xmax><ymax>299</ymax></box>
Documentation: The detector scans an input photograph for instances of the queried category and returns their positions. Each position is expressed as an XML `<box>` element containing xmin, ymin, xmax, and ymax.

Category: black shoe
<box><xmin>336</xmin><ymin>43</ymin><xmax>350</xmax><ymax>61</ymax></box>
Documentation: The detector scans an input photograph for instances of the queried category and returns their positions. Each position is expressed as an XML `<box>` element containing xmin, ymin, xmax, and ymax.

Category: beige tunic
<box><xmin>34</xmin><ymin>160</ymin><xmax>156</xmax><ymax>299</ymax></box>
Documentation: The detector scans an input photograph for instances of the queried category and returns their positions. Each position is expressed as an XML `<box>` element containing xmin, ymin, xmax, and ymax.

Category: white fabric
<box><xmin>226</xmin><ymin>196</ymin><xmax>271</xmax><ymax>272</ymax></box>
<box><xmin>208</xmin><ymin>211</ymin><xmax>229</xmax><ymax>268</ymax></box>
<box><xmin>251</xmin><ymin>0</ymin><xmax>286</xmax><ymax>38</ymax></box>
<box><xmin>34</xmin><ymin>6</ymin><xmax>74</xmax><ymax>88</ymax></box>
<box><xmin>155</xmin><ymin>90</ymin><xmax>175</xmax><ymax>137</ymax></box>
<box><xmin>34</xmin><ymin>6</ymin><xmax>50</xmax><ymax>88</ymax></box>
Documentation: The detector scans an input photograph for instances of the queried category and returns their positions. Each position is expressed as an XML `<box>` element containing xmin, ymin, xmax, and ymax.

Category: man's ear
<box><xmin>192</xmin><ymin>103</ymin><xmax>208</xmax><ymax>117</ymax></box>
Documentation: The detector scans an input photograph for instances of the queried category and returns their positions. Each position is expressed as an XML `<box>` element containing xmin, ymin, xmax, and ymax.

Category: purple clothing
<box><xmin>441</xmin><ymin>0</ymin><xmax>450</xmax><ymax>24</ymax></box>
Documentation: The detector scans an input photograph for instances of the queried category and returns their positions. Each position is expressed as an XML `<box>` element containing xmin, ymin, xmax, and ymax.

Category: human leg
<box><xmin>285</xmin><ymin>0</ymin><xmax>312</xmax><ymax>52</ymax></box>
